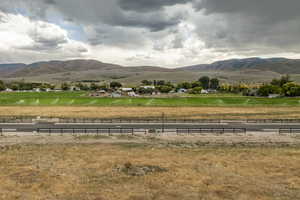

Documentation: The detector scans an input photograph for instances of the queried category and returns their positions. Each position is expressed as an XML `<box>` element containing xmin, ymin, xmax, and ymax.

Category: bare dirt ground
<box><xmin>1</xmin><ymin>132</ymin><xmax>300</xmax><ymax>148</ymax></box>
<box><xmin>1</xmin><ymin>106</ymin><xmax>300</xmax><ymax>119</ymax></box>
<box><xmin>0</xmin><ymin>133</ymin><xmax>300</xmax><ymax>200</ymax></box>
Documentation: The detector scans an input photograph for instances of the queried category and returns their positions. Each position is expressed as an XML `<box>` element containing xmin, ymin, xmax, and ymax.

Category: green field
<box><xmin>0</xmin><ymin>91</ymin><xmax>300</xmax><ymax>106</ymax></box>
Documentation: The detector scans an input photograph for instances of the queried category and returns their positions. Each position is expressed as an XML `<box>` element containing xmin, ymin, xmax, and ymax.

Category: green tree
<box><xmin>199</xmin><ymin>76</ymin><xmax>210</xmax><ymax>89</ymax></box>
<box><xmin>189</xmin><ymin>87</ymin><xmax>203</xmax><ymax>94</ymax></box>
<box><xmin>110</xmin><ymin>81</ymin><xmax>122</xmax><ymax>89</ymax></box>
<box><xmin>90</xmin><ymin>83</ymin><xmax>99</xmax><ymax>91</ymax></box>
<box><xmin>177</xmin><ymin>82</ymin><xmax>192</xmax><ymax>89</ymax></box>
<box><xmin>191</xmin><ymin>81</ymin><xmax>201</xmax><ymax>88</ymax></box>
<box><xmin>141</xmin><ymin>80</ymin><xmax>153</xmax><ymax>85</ymax></box>
<box><xmin>0</xmin><ymin>80</ymin><xmax>5</xmax><ymax>91</ymax></box>
<box><xmin>282</xmin><ymin>82</ymin><xmax>300</xmax><ymax>97</ymax></box>
<box><xmin>271</xmin><ymin>75</ymin><xmax>292</xmax><ymax>87</ymax></box>
<box><xmin>257</xmin><ymin>85</ymin><xmax>281</xmax><ymax>97</ymax></box>
<box><xmin>61</xmin><ymin>82</ymin><xmax>70</xmax><ymax>91</ymax></box>
<box><xmin>210</xmin><ymin>78</ymin><xmax>220</xmax><ymax>90</ymax></box>
<box><xmin>158</xmin><ymin>86</ymin><xmax>173</xmax><ymax>93</ymax></box>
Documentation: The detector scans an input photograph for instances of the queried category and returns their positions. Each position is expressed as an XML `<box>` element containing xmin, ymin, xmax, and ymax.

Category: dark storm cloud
<box><xmin>192</xmin><ymin>0</ymin><xmax>300</xmax><ymax>53</ymax></box>
<box><xmin>119</xmin><ymin>0</ymin><xmax>191</xmax><ymax>12</ymax></box>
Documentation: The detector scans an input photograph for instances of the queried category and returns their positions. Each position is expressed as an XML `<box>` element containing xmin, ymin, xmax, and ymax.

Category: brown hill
<box><xmin>2</xmin><ymin>57</ymin><xmax>300</xmax><ymax>84</ymax></box>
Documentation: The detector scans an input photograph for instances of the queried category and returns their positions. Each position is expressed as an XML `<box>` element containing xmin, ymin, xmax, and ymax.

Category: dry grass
<box><xmin>1</xmin><ymin>106</ymin><xmax>300</xmax><ymax>119</ymax></box>
<box><xmin>0</xmin><ymin>144</ymin><xmax>299</xmax><ymax>200</ymax></box>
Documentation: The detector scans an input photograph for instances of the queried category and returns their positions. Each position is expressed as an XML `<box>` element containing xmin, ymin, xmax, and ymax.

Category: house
<box><xmin>70</xmin><ymin>86</ymin><xmax>80</xmax><ymax>91</ymax></box>
<box><xmin>201</xmin><ymin>89</ymin><xmax>209</xmax><ymax>94</ymax></box>
<box><xmin>268</xmin><ymin>94</ymin><xmax>280</xmax><ymax>98</ymax></box>
<box><xmin>89</xmin><ymin>90</ymin><xmax>109</xmax><ymax>97</ymax></box>
<box><xmin>120</xmin><ymin>88</ymin><xmax>137</xmax><ymax>96</ymax></box>
<box><xmin>111</xmin><ymin>92</ymin><xmax>122</xmax><ymax>98</ymax></box>
<box><xmin>177</xmin><ymin>88</ymin><xmax>187</xmax><ymax>93</ymax></box>
<box><xmin>141</xmin><ymin>86</ymin><xmax>155</xmax><ymax>89</ymax></box>
<box><xmin>5</xmin><ymin>88</ymin><xmax>13</xmax><ymax>92</ymax></box>
<box><xmin>33</xmin><ymin>88</ymin><xmax>41</xmax><ymax>92</ymax></box>
<box><xmin>207</xmin><ymin>89</ymin><xmax>217</xmax><ymax>93</ymax></box>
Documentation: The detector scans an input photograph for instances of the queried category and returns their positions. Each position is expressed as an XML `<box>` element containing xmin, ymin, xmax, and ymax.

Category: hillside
<box><xmin>1</xmin><ymin>57</ymin><xmax>300</xmax><ymax>83</ymax></box>
<box><xmin>181</xmin><ymin>57</ymin><xmax>300</xmax><ymax>74</ymax></box>
<box><xmin>0</xmin><ymin>63</ymin><xmax>27</xmax><ymax>76</ymax></box>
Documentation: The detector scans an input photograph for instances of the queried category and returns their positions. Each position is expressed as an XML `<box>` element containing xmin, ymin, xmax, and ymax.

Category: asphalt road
<box><xmin>1</xmin><ymin>122</ymin><xmax>300</xmax><ymax>132</ymax></box>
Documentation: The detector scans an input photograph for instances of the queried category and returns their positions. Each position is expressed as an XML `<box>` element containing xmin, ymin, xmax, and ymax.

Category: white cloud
<box><xmin>0</xmin><ymin>11</ymin><xmax>88</xmax><ymax>63</ymax></box>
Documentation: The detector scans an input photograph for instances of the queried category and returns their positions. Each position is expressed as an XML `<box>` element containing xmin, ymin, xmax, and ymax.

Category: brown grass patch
<box><xmin>1</xmin><ymin>106</ymin><xmax>300</xmax><ymax>119</ymax></box>
<box><xmin>0</xmin><ymin>144</ymin><xmax>300</xmax><ymax>199</ymax></box>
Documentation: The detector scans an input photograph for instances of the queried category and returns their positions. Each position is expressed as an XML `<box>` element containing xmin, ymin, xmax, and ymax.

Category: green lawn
<box><xmin>0</xmin><ymin>92</ymin><xmax>300</xmax><ymax>106</ymax></box>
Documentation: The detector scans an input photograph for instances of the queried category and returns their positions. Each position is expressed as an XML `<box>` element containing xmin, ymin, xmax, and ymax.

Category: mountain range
<box><xmin>1</xmin><ymin>57</ymin><xmax>300</xmax><ymax>84</ymax></box>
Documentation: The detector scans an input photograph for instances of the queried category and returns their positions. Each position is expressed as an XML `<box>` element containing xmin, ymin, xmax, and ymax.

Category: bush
<box><xmin>257</xmin><ymin>85</ymin><xmax>282</xmax><ymax>97</ymax></box>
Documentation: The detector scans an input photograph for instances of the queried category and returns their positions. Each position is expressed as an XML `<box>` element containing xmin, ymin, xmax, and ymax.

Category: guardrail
<box><xmin>279</xmin><ymin>128</ymin><xmax>300</xmax><ymax>135</ymax></box>
<box><xmin>0</xmin><ymin>117</ymin><xmax>34</xmax><ymax>123</ymax></box>
<box><xmin>1</xmin><ymin>117</ymin><xmax>300</xmax><ymax>124</ymax></box>
<box><xmin>36</xmin><ymin>127</ymin><xmax>247</xmax><ymax>136</ymax></box>
<box><xmin>36</xmin><ymin>128</ymin><xmax>135</xmax><ymax>136</ymax></box>
<box><xmin>176</xmin><ymin>128</ymin><xmax>247</xmax><ymax>135</ymax></box>
<box><xmin>58</xmin><ymin>118</ymin><xmax>222</xmax><ymax>124</ymax></box>
<box><xmin>246</xmin><ymin>119</ymin><xmax>300</xmax><ymax>123</ymax></box>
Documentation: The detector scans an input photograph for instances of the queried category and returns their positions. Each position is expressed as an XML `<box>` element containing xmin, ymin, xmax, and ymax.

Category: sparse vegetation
<box><xmin>0</xmin><ymin>143</ymin><xmax>299</xmax><ymax>199</ymax></box>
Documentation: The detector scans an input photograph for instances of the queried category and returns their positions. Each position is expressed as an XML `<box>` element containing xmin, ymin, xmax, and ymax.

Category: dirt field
<box><xmin>1</xmin><ymin>106</ymin><xmax>300</xmax><ymax>119</ymax></box>
<box><xmin>1</xmin><ymin>134</ymin><xmax>300</xmax><ymax>200</ymax></box>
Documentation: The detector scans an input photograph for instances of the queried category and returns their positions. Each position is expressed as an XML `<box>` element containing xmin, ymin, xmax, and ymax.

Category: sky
<box><xmin>0</xmin><ymin>0</ymin><xmax>300</xmax><ymax>67</ymax></box>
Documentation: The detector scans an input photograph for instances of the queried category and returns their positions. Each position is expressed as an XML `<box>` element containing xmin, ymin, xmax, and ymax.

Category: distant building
<box><xmin>268</xmin><ymin>94</ymin><xmax>281</xmax><ymax>98</ymax></box>
<box><xmin>111</xmin><ymin>92</ymin><xmax>122</xmax><ymax>98</ymax></box>
<box><xmin>177</xmin><ymin>88</ymin><xmax>187</xmax><ymax>93</ymax></box>
<box><xmin>70</xmin><ymin>86</ymin><xmax>80</xmax><ymax>91</ymax></box>
<box><xmin>207</xmin><ymin>89</ymin><xmax>217</xmax><ymax>93</ymax></box>
<box><xmin>89</xmin><ymin>90</ymin><xmax>109</xmax><ymax>97</ymax></box>
<box><xmin>141</xmin><ymin>86</ymin><xmax>155</xmax><ymax>89</ymax></box>
<box><xmin>201</xmin><ymin>89</ymin><xmax>209</xmax><ymax>94</ymax></box>
<box><xmin>33</xmin><ymin>88</ymin><xmax>41</xmax><ymax>92</ymax></box>
<box><xmin>120</xmin><ymin>88</ymin><xmax>137</xmax><ymax>96</ymax></box>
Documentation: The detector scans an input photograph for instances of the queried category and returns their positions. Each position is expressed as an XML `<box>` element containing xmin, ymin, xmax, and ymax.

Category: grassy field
<box><xmin>2</xmin><ymin>92</ymin><xmax>300</xmax><ymax>119</ymax></box>
<box><xmin>1</xmin><ymin>92</ymin><xmax>300</xmax><ymax>106</ymax></box>
<box><xmin>0</xmin><ymin>143</ymin><xmax>299</xmax><ymax>200</ymax></box>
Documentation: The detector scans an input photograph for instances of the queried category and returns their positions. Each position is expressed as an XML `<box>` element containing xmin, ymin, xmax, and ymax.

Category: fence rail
<box><xmin>36</xmin><ymin>128</ymin><xmax>135</xmax><ymax>135</ymax></box>
<box><xmin>279</xmin><ymin>128</ymin><xmax>300</xmax><ymax>135</ymax></box>
<box><xmin>176</xmin><ymin>128</ymin><xmax>247</xmax><ymax>135</ymax></box>
<box><xmin>57</xmin><ymin>118</ymin><xmax>222</xmax><ymax>124</ymax></box>
<box><xmin>1</xmin><ymin>117</ymin><xmax>300</xmax><ymax>124</ymax></box>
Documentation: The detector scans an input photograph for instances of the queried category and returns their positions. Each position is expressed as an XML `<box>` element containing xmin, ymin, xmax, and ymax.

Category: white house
<box><xmin>141</xmin><ymin>86</ymin><xmax>155</xmax><ymax>89</ymax></box>
<box><xmin>201</xmin><ymin>89</ymin><xmax>209</xmax><ymax>94</ymax></box>
<box><xmin>177</xmin><ymin>88</ymin><xmax>188</xmax><ymax>93</ymax></box>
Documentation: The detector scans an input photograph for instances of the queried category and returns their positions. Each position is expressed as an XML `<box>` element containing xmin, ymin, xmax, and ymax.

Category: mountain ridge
<box><xmin>1</xmin><ymin>57</ymin><xmax>300</xmax><ymax>83</ymax></box>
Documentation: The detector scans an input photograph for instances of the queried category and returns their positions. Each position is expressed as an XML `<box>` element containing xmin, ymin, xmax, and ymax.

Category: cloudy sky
<box><xmin>0</xmin><ymin>0</ymin><xmax>300</xmax><ymax>67</ymax></box>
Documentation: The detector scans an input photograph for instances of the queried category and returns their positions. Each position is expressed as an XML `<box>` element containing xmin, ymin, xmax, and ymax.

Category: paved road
<box><xmin>1</xmin><ymin>122</ymin><xmax>300</xmax><ymax>132</ymax></box>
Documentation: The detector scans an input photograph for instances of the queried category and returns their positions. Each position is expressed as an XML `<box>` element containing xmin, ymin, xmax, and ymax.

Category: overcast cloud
<box><xmin>0</xmin><ymin>0</ymin><xmax>299</xmax><ymax>66</ymax></box>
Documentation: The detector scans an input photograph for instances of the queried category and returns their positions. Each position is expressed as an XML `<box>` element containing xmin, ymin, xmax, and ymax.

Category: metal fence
<box><xmin>0</xmin><ymin>117</ymin><xmax>34</xmax><ymax>123</ymax></box>
<box><xmin>57</xmin><ymin>118</ymin><xmax>222</xmax><ymax>124</ymax></box>
<box><xmin>34</xmin><ymin>127</ymin><xmax>247</xmax><ymax>136</ymax></box>
<box><xmin>1</xmin><ymin>117</ymin><xmax>300</xmax><ymax>124</ymax></box>
<box><xmin>36</xmin><ymin>128</ymin><xmax>135</xmax><ymax>136</ymax></box>
<box><xmin>279</xmin><ymin>128</ymin><xmax>300</xmax><ymax>135</ymax></box>
<box><xmin>176</xmin><ymin>128</ymin><xmax>247</xmax><ymax>135</ymax></box>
